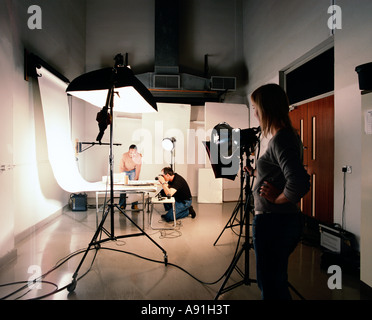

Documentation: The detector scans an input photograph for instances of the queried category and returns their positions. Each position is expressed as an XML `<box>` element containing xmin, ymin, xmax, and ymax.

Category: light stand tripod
<box><xmin>67</xmin><ymin>64</ymin><xmax>167</xmax><ymax>293</ymax></box>
<box><xmin>214</xmin><ymin>148</ymin><xmax>305</xmax><ymax>301</ymax></box>
<box><xmin>214</xmin><ymin>148</ymin><xmax>256</xmax><ymax>300</ymax></box>
<box><xmin>213</xmin><ymin>186</ymin><xmax>244</xmax><ymax>246</ymax></box>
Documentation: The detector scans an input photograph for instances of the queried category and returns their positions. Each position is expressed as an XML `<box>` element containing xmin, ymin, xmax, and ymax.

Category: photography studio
<box><xmin>1</xmin><ymin>0</ymin><xmax>372</xmax><ymax>309</ymax></box>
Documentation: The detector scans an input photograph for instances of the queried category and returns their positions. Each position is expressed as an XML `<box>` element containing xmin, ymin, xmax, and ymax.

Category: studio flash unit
<box><xmin>204</xmin><ymin>122</ymin><xmax>260</xmax><ymax>180</ymax></box>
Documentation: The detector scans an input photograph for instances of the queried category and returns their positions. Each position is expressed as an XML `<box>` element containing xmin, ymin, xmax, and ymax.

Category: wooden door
<box><xmin>289</xmin><ymin>95</ymin><xmax>334</xmax><ymax>224</ymax></box>
<box><xmin>290</xmin><ymin>104</ymin><xmax>311</xmax><ymax>216</ymax></box>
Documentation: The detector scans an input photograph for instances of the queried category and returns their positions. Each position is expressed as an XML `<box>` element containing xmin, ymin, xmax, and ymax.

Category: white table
<box><xmin>150</xmin><ymin>196</ymin><xmax>177</xmax><ymax>230</ymax></box>
<box><xmin>95</xmin><ymin>183</ymin><xmax>158</xmax><ymax>228</ymax></box>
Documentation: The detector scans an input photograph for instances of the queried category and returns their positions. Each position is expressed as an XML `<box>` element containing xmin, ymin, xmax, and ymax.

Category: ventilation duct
<box><xmin>136</xmin><ymin>0</ymin><xmax>236</xmax><ymax>105</ymax></box>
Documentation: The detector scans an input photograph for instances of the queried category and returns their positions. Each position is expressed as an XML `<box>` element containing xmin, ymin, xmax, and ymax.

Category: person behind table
<box><xmin>245</xmin><ymin>83</ymin><xmax>310</xmax><ymax>300</ymax></box>
<box><xmin>118</xmin><ymin>144</ymin><xmax>142</xmax><ymax>210</ymax></box>
<box><xmin>157</xmin><ymin>167</ymin><xmax>196</xmax><ymax>221</ymax></box>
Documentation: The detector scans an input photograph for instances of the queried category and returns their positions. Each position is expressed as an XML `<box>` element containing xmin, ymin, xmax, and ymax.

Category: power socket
<box><xmin>342</xmin><ymin>165</ymin><xmax>352</xmax><ymax>174</ymax></box>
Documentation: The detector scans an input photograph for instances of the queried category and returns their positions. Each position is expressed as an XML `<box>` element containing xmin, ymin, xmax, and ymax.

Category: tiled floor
<box><xmin>0</xmin><ymin>199</ymin><xmax>371</xmax><ymax>301</ymax></box>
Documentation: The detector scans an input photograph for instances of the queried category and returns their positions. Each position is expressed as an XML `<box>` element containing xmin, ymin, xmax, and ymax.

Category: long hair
<box><xmin>251</xmin><ymin>84</ymin><xmax>293</xmax><ymax>137</ymax></box>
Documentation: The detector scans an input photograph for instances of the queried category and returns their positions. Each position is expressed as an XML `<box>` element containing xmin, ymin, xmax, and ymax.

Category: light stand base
<box><xmin>67</xmin><ymin>203</ymin><xmax>168</xmax><ymax>293</ymax></box>
<box><xmin>213</xmin><ymin>196</ymin><xmax>242</xmax><ymax>246</ymax></box>
<box><xmin>214</xmin><ymin>150</ymin><xmax>257</xmax><ymax>300</ymax></box>
<box><xmin>214</xmin><ymin>241</ymin><xmax>257</xmax><ymax>300</ymax></box>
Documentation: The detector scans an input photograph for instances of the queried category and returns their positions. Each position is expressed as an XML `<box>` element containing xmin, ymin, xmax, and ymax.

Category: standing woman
<box><xmin>246</xmin><ymin>83</ymin><xmax>310</xmax><ymax>300</ymax></box>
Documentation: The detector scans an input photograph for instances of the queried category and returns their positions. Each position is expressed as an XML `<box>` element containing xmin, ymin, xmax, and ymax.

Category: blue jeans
<box><xmin>119</xmin><ymin>169</ymin><xmax>137</xmax><ymax>208</ymax></box>
<box><xmin>252</xmin><ymin>212</ymin><xmax>304</xmax><ymax>300</ymax></box>
<box><xmin>163</xmin><ymin>199</ymin><xmax>192</xmax><ymax>222</ymax></box>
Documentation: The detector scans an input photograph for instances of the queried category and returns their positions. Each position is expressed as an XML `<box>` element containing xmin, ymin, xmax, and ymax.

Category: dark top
<box><xmin>253</xmin><ymin>127</ymin><xmax>310</xmax><ymax>213</ymax></box>
<box><xmin>169</xmin><ymin>173</ymin><xmax>192</xmax><ymax>202</ymax></box>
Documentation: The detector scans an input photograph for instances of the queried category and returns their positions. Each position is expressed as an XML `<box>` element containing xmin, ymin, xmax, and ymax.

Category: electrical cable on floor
<box><xmin>100</xmin><ymin>246</ymin><xmax>228</xmax><ymax>286</ymax></box>
<box><xmin>159</xmin><ymin>229</ymin><xmax>182</xmax><ymax>239</ymax></box>
<box><xmin>30</xmin><ymin>248</ymin><xmax>100</xmax><ymax>300</ymax></box>
<box><xmin>0</xmin><ymin>246</ymin><xmax>98</xmax><ymax>300</ymax></box>
<box><xmin>1</xmin><ymin>217</ymin><xmax>305</xmax><ymax>300</ymax></box>
<box><xmin>0</xmin><ymin>280</ymin><xmax>59</xmax><ymax>300</ymax></box>
<box><xmin>0</xmin><ymin>228</ymin><xmax>242</xmax><ymax>300</ymax></box>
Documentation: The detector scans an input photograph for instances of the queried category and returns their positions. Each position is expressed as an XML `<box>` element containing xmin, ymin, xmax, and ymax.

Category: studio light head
<box><xmin>66</xmin><ymin>54</ymin><xmax>157</xmax><ymax>143</ymax></box>
<box><xmin>162</xmin><ymin>137</ymin><xmax>176</xmax><ymax>151</ymax></box>
<box><xmin>204</xmin><ymin>122</ymin><xmax>260</xmax><ymax>180</ymax></box>
<box><xmin>66</xmin><ymin>54</ymin><xmax>157</xmax><ymax>114</ymax></box>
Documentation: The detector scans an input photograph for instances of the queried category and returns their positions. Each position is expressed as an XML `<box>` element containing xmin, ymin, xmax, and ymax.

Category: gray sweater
<box><xmin>253</xmin><ymin>128</ymin><xmax>310</xmax><ymax>213</ymax></box>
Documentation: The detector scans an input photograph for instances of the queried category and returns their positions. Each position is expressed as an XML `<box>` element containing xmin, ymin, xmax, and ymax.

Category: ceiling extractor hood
<box><xmin>135</xmin><ymin>0</ymin><xmax>236</xmax><ymax>105</ymax></box>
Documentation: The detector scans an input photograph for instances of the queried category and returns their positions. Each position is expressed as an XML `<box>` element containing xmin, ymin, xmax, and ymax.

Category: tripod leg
<box><xmin>288</xmin><ymin>281</ymin><xmax>306</xmax><ymax>300</ymax></box>
<box><xmin>116</xmin><ymin>204</ymin><xmax>168</xmax><ymax>265</ymax></box>
<box><xmin>214</xmin><ymin>243</ymin><xmax>246</xmax><ymax>300</ymax></box>
<box><xmin>213</xmin><ymin>200</ymin><xmax>241</xmax><ymax>246</ymax></box>
<box><xmin>67</xmin><ymin>204</ymin><xmax>111</xmax><ymax>292</ymax></box>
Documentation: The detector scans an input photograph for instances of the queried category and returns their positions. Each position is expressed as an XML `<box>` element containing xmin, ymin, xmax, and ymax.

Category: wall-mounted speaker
<box><xmin>356</xmin><ymin>62</ymin><xmax>372</xmax><ymax>91</ymax></box>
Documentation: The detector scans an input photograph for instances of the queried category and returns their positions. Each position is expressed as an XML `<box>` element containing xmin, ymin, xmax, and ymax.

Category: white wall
<box><xmin>188</xmin><ymin>106</ymin><xmax>206</xmax><ymax>196</ymax></box>
<box><xmin>0</xmin><ymin>0</ymin><xmax>16</xmax><ymax>262</ymax></box>
<box><xmin>361</xmin><ymin>93</ymin><xmax>372</xmax><ymax>288</ymax></box>
<box><xmin>335</xmin><ymin>0</ymin><xmax>372</xmax><ymax>287</ymax></box>
<box><xmin>333</xmin><ymin>0</ymin><xmax>372</xmax><ymax>245</ymax></box>
<box><xmin>0</xmin><ymin>0</ymin><xmax>87</xmax><ymax>260</ymax></box>
<box><xmin>141</xmin><ymin>103</ymin><xmax>191</xmax><ymax>180</ymax></box>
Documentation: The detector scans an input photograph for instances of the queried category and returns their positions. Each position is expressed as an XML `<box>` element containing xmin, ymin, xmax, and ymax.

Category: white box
<box><xmin>320</xmin><ymin>224</ymin><xmax>341</xmax><ymax>253</ymax></box>
<box><xmin>198</xmin><ymin>168</ymin><xmax>223</xmax><ymax>203</ymax></box>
